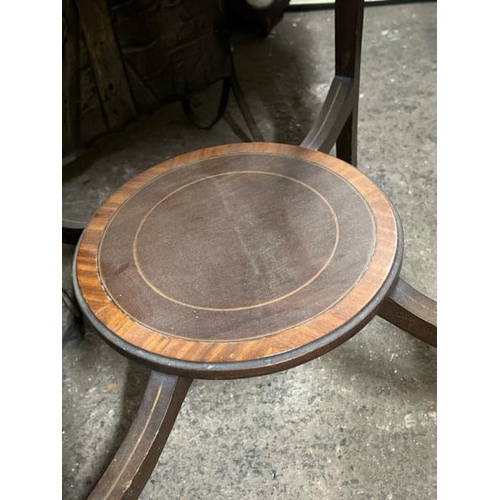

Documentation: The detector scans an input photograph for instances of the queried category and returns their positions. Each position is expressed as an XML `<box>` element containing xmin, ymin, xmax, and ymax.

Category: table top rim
<box><xmin>74</xmin><ymin>142</ymin><xmax>402</xmax><ymax>378</ymax></box>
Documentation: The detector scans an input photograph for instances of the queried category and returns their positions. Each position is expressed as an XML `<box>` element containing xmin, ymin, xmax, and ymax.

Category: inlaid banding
<box><xmin>97</xmin><ymin>152</ymin><xmax>376</xmax><ymax>342</ymax></box>
<box><xmin>134</xmin><ymin>171</ymin><xmax>339</xmax><ymax>311</ymax></box>
<box><xmin>75</xmin><ymin>142</ymin><xmax>400</xmax><ymax>375</ymax></box>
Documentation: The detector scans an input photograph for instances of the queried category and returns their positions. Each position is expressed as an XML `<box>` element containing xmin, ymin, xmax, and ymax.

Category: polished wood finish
<box><xmin>336</xmin><ymin>108</ymin><xmax>358</xmax><ymax>167</ymax></box>
<box><xmin>334</xmin><ymin>0</ymin><xmax>364</xmax><ymax>166</ymax></box>
<box><xmin>88</xmin><ymin>372</ymin><xmax>192</xmax><ymax>500</ymax></box>
<box><xmin>300</xmin><ymin>0</ymin><xmax>364</xmax><ymax>166</ymax></box>
<box><xmin>378</xmin><ymin>278</ymin><xmax>437</xmax><ymax>347</ymax></box>
<box><xmin>75</xmin><ymin>142</ymin><xmax>402</xmax><ymax>379</ymax></box>
<box><xmin>300</xmin><ymin>76</ymin><xmax>355</xmax><ymax>153</ymax></box>
<box><xmin>335</xmin><ymin>0</ymin><xmax>364</xmax><ymax>87</ymax></box>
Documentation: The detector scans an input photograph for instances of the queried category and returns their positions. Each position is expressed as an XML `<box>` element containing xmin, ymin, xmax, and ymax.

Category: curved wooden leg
<box><xmin>88</xmin><ymin>371</ymin><xmax>192</xmax><ymax>500</ymax></box>
<box><xmin>300</xmin><ymin>0</ymin><xmax>364</xmax><ymax>162</ymax></box>
<box><xmin>378</xmin><ymin>278</ymin><xmax>437</xmax><ymax>347</ymax></box>
<box><xmin>300</xmin><ymin>75</ymin><xmax>355</xmax><ymax>154</ymax></box>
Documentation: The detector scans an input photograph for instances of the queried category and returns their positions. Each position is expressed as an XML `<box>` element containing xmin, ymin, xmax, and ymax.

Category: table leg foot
<box><xmin>87</xmin><ymin>371</ymin><xmax>192</xmax><ymax>500</ymax></box>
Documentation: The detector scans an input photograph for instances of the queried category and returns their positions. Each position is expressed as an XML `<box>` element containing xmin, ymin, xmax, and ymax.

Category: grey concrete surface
<box><xmin>62</xmin><ymin>3</ymin><xmax>436</xmax><ymax>499</ymax></box>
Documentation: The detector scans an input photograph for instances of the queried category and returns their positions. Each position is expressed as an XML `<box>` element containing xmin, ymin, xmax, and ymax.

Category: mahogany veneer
<box><xmin>75</xmin><ymin>143</ymin><xmax>402</xmax><ymax>379</ymax></box>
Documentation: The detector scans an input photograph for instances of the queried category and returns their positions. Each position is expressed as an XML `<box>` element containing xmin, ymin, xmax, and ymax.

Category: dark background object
<box><xmin>224</xmin><ymin>0</ymin><xmax>291</xmax><ymax>35</ymax></box>
<box><xmin>62</xmin><ymin>0</ymin><xmax>232</xmax><ymax>157</ymax></box>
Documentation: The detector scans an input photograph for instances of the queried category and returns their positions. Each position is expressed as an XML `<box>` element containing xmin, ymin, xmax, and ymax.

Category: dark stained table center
<box><xmin>134</xmin><ymin>172</ymin><xmax>338</xmax><ymax>310</ymax></box>
<box><xmin>76</xmin><ymin>143</ymin><xmax>401</xmax><ymax>377</ymax></box>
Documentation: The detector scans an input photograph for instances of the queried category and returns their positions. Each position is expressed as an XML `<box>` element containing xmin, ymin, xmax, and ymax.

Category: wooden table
<box><xmin>70</xmin><ymin>2</ymin><xmax>436</xmax><ymax>497</ymax></box>
<box><xmin>74</xmin><ymin>142</ymin><xmax>436</xmax><ymax>499</ymax></box>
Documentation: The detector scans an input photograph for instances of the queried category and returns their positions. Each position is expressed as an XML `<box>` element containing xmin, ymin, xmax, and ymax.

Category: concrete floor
<box><xmin>62</xmin><ymin>3</ymin><xmax>436</xmax><ymax>499</ymax></box>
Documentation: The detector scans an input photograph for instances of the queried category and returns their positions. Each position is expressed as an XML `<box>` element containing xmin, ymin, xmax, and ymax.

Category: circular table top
<box><xmin>74</xmin><ymin>143</ymin><xmax>402</xmax><ymax>379</ymax></box>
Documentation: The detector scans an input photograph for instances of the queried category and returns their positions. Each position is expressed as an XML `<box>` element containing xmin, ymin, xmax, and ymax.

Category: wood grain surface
<box><xmin>87</xmin><ymin>372</ymin><xmax>191</xmax><ymax>500</ymax></box>
<box><xmin>378</xmin><ymin>278</ymin><xmax>437</xmax><ymax>347</ymax></box>
<box><xmin>75</xmin><ymin>143</ymin><xmax>402</xmax><ymax>378</ymax></box>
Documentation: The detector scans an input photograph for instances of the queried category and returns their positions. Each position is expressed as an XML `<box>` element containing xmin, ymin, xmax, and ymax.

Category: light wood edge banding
<box><xmin>75</xmin><ymin>143</ymin><xmax>400</xmax><ymax>368</ymax></box>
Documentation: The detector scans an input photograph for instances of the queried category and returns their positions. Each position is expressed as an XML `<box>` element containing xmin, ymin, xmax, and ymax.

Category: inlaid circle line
<box><xmin>76</xmin><ymin>144</ymin><xmax>400</xmax><ymax>356</ymax></box>
<box><xmin>124</xmin><ymin>170</ymin><xmax>340</xmax><ymax>311</ymax></box>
